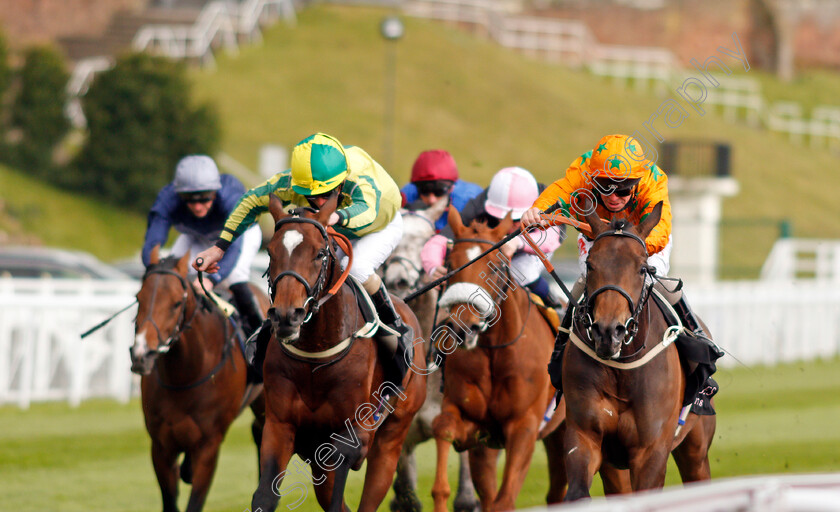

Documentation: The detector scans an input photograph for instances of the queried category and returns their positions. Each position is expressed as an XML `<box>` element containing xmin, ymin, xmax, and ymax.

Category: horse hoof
<box><xmin>453</xmin><ymin>499</ymin><xmax>479</xmax><ymax>512</ymax></box>
<box><xmin>390</xmin><ymin>495</ymin><xmax>423</xmax><ymax>512</ymax></box>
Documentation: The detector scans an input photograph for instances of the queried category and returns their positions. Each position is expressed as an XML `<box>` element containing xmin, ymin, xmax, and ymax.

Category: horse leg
<box><xmin>184</xmin><ymin>440</ymin><xmax>223</xmax><ymax>512</ymax></box>
<box><xmin>390</xmin><ymin>447</ymin><xmax>422</xmax><ymax>512</ymax></box>
<box><xmin>542</xmin><ymin>423</ymin><xmax>567</xmax><ymax>504</ymax></box>
<box><xmin>431</xmin><ymin>437</ymin><xmax>453</xmax><ymax>512</ymax></box>
<box><xmin>251</xmin><ymin>420</ymin><xmax>296</xmax><ymax>512</ymax></box>
<box><xmin>151</xmin><ymin>442</ymin><xmax>180</xmax><ymax>512</ymax></box>
<box><xmin>250</xmin><ymin>396</ymin><xmax>266</xmax><ymax>475</ymax></box>
<box><xmin>467</xmin><ymin>445</ymin><xmax>500</xmax><ymax>510</ymax></box>
<box><xmin>672</xmin><ymin>414</ymin><xmax>715</xmax><ymax>483</ymax></box>
<box><xmin>563</xmin><ymin>425</ymin><xmax>603</xmax><ymax>501</ymax></box>
<box><xmin>493</xmin><ymin>416</ymin><xmax>541</xmax><ymax>511</ymax></box>
<box><xmin>598</xmin><ymin>465</ymin><xmax>631</xmax><ymax>495</ymax></box>
<box><xmin>327</xmin><ymin>423</ymin><xmax>369</xmax><ymax>512</ymax></box>
<box><xmin>358</xmin><ymin>419</ymin><xmax>410</xmax><ymax>512</ymax></box>
<box><xmin>628</xmin><ymin>440</ymin><xmax>672</xmax><ymax>491</ymax></box>
<box><xmin>453</xmin><ymin>451</ymin><xmax>479</xmax><ymax>512</ymax></box>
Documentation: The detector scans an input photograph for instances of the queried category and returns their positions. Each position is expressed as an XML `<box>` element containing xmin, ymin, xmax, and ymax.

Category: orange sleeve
<box><xmin>533</xmin><ymin>152</ymin><xmax>594</xmax><ymax>217</ymax></box>
<box><xmin>635</xmin><ymin>166</ymin><xmax>672</xmax><ymax>255</ymax></box>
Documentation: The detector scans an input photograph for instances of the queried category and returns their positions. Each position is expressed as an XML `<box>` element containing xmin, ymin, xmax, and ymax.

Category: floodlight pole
<box><xmin>380</xmin><ymin>14</ymin><xmax>404</xmax><ymax>171</ymax></box>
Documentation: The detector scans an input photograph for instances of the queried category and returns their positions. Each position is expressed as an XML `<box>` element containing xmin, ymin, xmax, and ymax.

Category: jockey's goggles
<box><xmin>594</xmin><ymin>177</ymin><xmax>639</xmax><ymax>197</ymax></box>
<box><xmin>417</xmin><ymin>180</ymin><xmax>454</xmax><ymax>197</ymax></box>
<box><xmin>179</xmin><ymin>191</ymin><xmax>216</xmax><ymax>204</ymax></box>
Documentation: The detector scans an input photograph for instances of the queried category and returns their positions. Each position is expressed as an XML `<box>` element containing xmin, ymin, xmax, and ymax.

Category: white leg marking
<box><xmin>283</xmin><ymin>230</ymin><xmax>304</xmax><ymax>257</ymax></box>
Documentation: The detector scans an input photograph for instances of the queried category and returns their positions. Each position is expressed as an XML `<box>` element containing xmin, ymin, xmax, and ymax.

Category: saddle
<box><xmin>529</xmin><ymin>293</ymin><xmax>561</xmax><ymax>335</ymax></box>
<box><xmin>650</xmin><ymin>290</ymin><xmax>720</xmax><ymax>416</ymax></box>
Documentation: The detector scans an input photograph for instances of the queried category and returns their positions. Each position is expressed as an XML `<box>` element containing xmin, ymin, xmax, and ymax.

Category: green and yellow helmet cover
<box><xmin>290</xmin><ymin>133</ymin><xmax>349</xmax><ymax>196</ymax></box>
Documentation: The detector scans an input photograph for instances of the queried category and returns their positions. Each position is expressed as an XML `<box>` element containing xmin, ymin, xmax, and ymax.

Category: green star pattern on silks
<box><xmin>649</xmin><ymin>163</ymin><xmax>663</xmax><ymax>181</ymax></box>
<box><xmin>557</xmin><ymin>197</ymin><xmax>571</xmax><ymax>216</ymax></box>
<box><xmin>595</xmin><ymin>143</ymin><xmax>608</xmax><ymax>154</ymax></box>
<box><xmin>609</xmin><ymin>157</ymin><xmax>622</xmax><ymax>170</ymax></box>
<box><xmin>579</xmin><ymin>150</ymin><xmax>592</xmax><ymax>164</ymax></box>
<box><xmin>627</xmin><ymin>143</ymin><xmax>637</xmax><ymax>153</ymax></box>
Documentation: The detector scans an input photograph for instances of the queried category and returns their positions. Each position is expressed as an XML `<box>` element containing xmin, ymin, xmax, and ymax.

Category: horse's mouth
<box><xmin>594</xmin><ymin>341</ymin><xmax>621</xmax><ymax>360</ymax></box>
<box><xmin>271</xmin><ymin>321</ymin><xmax>300</xmax><ymax>342</ymax></box>
<box><xmin>130</xmin><ymin>356</ymin><xmax>157</xmax><ymax>376</ymax></box>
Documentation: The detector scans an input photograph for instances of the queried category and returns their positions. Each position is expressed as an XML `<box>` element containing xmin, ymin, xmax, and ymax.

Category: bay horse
<box><xmin>429</xmin><ymin>207</ymin><xmax>568</xmax><ymax>511</ymax></box>
<box><xmin>130</xmin><ymin>250</ymin><xmax>269</xmax><ymax>512</ymax></box>
<box><xmin>381</xmin><ymin>201</ymin><xmax>479</xmax><ymax>512</ymax></box>
<box><xmin>562</xmin><ymin>202</ymin><xmax>716</xmax><ymax>500</ymax></box>
<box><xmin>251</xmin><ymin>195</ymin><xmax>426</xmax><ymax>512</ymax></box>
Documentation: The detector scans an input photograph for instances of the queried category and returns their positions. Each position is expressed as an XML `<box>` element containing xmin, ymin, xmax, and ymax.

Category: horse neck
<box><xmin>482</xmin><ymin>276</ymin><xmax>529</xmax><ymax>346</ymax></box>
<box><xmin>156</xmin><ymin>298</ymin><xmax>227</xmax><ymax>381</ymax></box>
<box><xmin>299</xmin><ymin>283</ymin><xmax>358</xmax><ymax>351</ymax></box>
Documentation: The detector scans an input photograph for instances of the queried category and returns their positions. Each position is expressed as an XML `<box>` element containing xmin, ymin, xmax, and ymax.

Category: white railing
<box><xmin>761</xmin><ymin>239</ymin><xmax>840</xmax><ymax>283</ymax></box>
<box><xmin>65</xmin><ymin>57</ymin><xmax>113</xmax><ymax>128</ymax></box>
<box><xmin>540</xmin><ymin>472</ymin><xmax>840</xmax><ymax>512</ymax></box>
<box><xmin>691</xmin><ymin>280</ymin><xmax>840</xmax><ymax>368</ymax></box>
<box><xmin>2</xmin><ymin>275</ymin><xmax>840</xmax><ymax>407</ymax></box>
<box><xmin>401</xmin><ymin>0</ymin><xmax>840</xmax><ymax>151</ymax></box>
<box><xmin>0</xmin><ymin>278</ymin><xmax>140</xmax><ymax>408</ymax></box>
<box><xmin>132</xmin><ymin>1</ymin><xmax>238</xmax><ymax>66</ymax></box>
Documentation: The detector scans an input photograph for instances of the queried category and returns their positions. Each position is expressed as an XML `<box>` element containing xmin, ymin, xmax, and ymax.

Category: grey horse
<box><xmin>382</xmin><ymin>199</ymin><xmax>478</xmax><ymax>512</ymax></box>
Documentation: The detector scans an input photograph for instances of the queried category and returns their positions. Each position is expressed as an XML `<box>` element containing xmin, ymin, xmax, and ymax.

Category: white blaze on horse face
<box><xmin>131</xmin><ymin>332</ymin><xmax>150</xmax><ymax>359</ymax></box>
<box><xmin>283</xmin><ymin>229</ymin><xmax>304</xmax><ymax>257</ymax></box>
<box><xmin>466</xmin><ymin>246</ymin><xmax>481</xmax><ymax>261</ymax></box>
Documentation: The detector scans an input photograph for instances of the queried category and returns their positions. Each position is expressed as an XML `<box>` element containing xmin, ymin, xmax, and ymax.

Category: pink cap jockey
<box><xmin>421</xmin><ymin>167</ymin><xmax>563</xmax><ymax>276</ymax></box>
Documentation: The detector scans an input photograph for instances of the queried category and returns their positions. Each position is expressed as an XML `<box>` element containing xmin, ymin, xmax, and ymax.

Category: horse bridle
<box><xmin>578</xmin><ymin>227</ymin><xmax>657</xmax><ymax>347</ymax></box>
<box><xmin>448</xmin><ymin>237</ymin><xmax>514</xmax><ymax>334</ymax></box>
<box><xmin>138</xmin><ymin>268</ymin><xmax>198</xmax><ymax>353</ymax></box>
<box><xmin>268</xmin><ymin>214</ymin><xmax>337</xmax><ymax>324</ymax></box>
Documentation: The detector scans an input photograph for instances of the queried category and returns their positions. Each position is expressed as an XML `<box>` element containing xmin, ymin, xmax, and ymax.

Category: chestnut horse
<box><xmin>130</xmin><ymin>251</ymin><xmax>268</xmax><ymax>512</ymax></box>
<box><xmin>381</xmin><ymin>202</ymin><xmax>479</xmax><ymax>512</ymax></box>
<box><xmin>251</xmin><ymin>195</ymin><xmax>426</xmax><ymax>512</ymax></box>
<box><xmin>562</xmin><ymin>202</ymin><xmax>716</xmax><ymax>500</ymax></box>
<box><xmin>429</xmin><ymin>208</ymin><xmax>570</xmax><ymax>511</ymax></box>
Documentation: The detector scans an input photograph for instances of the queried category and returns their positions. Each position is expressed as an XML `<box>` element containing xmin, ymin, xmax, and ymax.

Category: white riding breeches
<box><xmin>172</xmin><ymin>224</ymin><xmax>262</xmax><ymax>285</ymax></box>
<box><xmin>336</xmin><ymin>212</ymin><xmax>404</xmax><ymax>284</ymax></box>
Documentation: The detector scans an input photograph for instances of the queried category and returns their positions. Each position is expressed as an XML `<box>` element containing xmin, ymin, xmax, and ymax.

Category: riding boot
<box><xmin>244</xmin><ymin>319</ymin><xmax>271</xmax><ymax>382</ymax></box>
<box><xmin>672</xmin><ymin>295</ymin><xmax>714</xmax><ymax>345</ymax></box>
<box><xmin>370</xmin><ymin>281</ymin><xmax>414</xmax><ymax>392</ymax></box>
<box><xmin>230</xmin><ymin>282</ymin><xmax>265</xmax><ymax>339</ymax></box>
<box><xmin>526</xmin><ymin>276</ymin><xmax>564</xmax><ymax>309</ymax></box>
<box><xmin>547</xmin><ymin>304</ymin><xmax>573</xmax><ymax>395</ymax></box>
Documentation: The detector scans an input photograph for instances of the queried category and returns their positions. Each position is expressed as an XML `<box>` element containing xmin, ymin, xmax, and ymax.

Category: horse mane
<box><xmin>143</xmin><ymin>255</ymin><xmax>179</xmax><ymax>278</ymax></box>
<box><xmin>143</xmin><ymin>255</ymin><xmax>214</xmax><ymax>311</ymax></box>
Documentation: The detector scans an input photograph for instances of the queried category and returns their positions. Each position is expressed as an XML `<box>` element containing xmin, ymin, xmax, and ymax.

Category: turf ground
<box><xmin>1</xmin><ymin>358</ymin><xmax>839</xmax><ymax>511</ymax></box>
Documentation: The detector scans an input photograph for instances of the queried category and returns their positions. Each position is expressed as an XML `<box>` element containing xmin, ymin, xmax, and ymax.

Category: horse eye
<box><xmin>315</xmin><ymin>250</ymin><xmax>327</xmax><ymax>260</ymax></box>
<box><xmin>173</xmin><ymin>300</ymin><xmax>183</xmax><ymax>308</ymax></box>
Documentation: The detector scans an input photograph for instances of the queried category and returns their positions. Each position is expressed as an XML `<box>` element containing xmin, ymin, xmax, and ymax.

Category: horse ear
<box><xmin>636</xmin><ymin>201</ymin><xmax>663</xmax><ymax>241</ymax></box>
<box><xmin>580</xmin><ymin>195</ymin><xmax>608</xmax><ymax>238</ymax></box>
<box><xmin>176</xmin><ymin>251</ymin><xmax>191</xmax><ymax>275</ymax></box>
<box><xmin>495</xmin><ymin>211</ymin><xmax>514</xmax><ymax>239</ymax></box>
<box><xmin>316</xmin><ymin>192</ymin><xmax>340</xmax><ymax>226</ymax></box>
<box><xmin>447</xmin><ymin>205</ymin><xmax>465</xmax><ymax>237</ymax></box>
<box><xmin>149</xmin><ymin>245</ymin><xmax>160</xmax><ymax>265</ymax></box>
<box><xmin>269</xmin><ymin>194</ymin><xmax>287</xmax><ymax>222</ymax></box>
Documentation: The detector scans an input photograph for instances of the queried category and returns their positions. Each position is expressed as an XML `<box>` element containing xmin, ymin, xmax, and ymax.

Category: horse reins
<box><xmin>447</xmin><ymin>237</ymin><xmax>531</xmax><ymax>349</ymax></box>
<box><xmin>577</xmin><ymin>227</ymin><xmax>658</xmax><ymax>356</ymax></box>
<box><xmin>269</xmin><ymin>216</ymin><xmax>353</xmax><ymax>324</ymax></box>
<box><xmin>140</xmin><ymin>267</ymin><xmax>236</xmax><ymax>391</ymax></box>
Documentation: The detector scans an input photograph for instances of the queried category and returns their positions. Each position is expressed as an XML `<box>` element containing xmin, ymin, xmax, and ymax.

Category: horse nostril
<box><xmin>614</xmin><ymin>324</ymin><xmax>626</xmax><ymax>338</ymax></box>
<box><xmin>290</xmin><ymin>308</ymin><xmax>306</xmax><ymax>325</ymax></box>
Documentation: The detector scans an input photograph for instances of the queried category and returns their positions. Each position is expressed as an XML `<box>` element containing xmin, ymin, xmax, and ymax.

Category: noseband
<box><xmin>268</xmin><ymin>213</ymin><xmax>352</xmax><ymax>325</ymax></box>
<box><xmin>139</xmin><ymin>268</ymin><xmax>197</xmax><ymax>353</ymax></box>
<box><xmin>578</xmin><ymin>227</ymin><xmax>656</xmax><ymax>347</ymax></box>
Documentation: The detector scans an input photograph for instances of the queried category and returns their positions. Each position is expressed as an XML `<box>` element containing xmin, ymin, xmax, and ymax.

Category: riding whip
<box><xmin>404</xmin><ymin>203</ymin><xmax>588</xmax><ymax>303</ymax></box>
